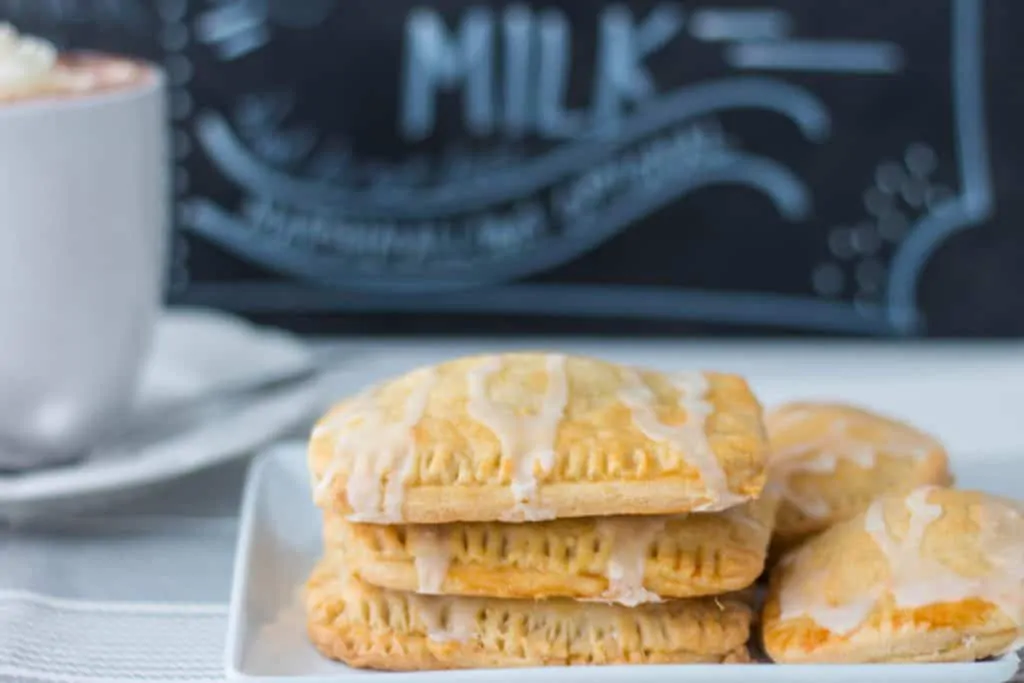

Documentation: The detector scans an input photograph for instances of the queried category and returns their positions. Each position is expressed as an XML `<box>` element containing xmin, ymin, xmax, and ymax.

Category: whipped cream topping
<box><xmin>0</xmin><ymin>23</ymin><xmax>148</xmax><ymax>101</ymax></box>
<box><xmin>0</xmin><ymin>23</ymin><xmax>58</xmax><ymax>94</ymax></box>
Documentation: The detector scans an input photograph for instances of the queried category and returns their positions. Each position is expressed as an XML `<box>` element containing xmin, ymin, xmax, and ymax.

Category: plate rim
<box><xmin>224</xmin><ymin>446</ymin><xmax>274</xmax><ymax>679</ymax></box>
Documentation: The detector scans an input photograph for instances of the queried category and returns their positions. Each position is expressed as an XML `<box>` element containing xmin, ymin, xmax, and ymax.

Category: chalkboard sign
<box><xmin>4</xmin><ymin>0</ymin><xmax>1023</xmax><ymax>337</ymax></box>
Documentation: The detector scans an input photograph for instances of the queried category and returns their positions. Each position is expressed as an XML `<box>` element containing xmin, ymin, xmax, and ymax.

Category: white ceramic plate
<box><xmin>0</xmin><ymin>310</ymin><xmax>324</xmax><ymax>521</ymax></box>
<box><xmin>227</xmin><ymin>420</ymin><xmax>1022</xmax><ymax>683</ymax></box>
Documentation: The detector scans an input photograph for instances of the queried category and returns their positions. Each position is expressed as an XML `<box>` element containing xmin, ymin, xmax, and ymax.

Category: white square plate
<box><xmin>226</xmin><ymin>364</ymin><xmax>1023</xmax><ymax>682</ymax></box>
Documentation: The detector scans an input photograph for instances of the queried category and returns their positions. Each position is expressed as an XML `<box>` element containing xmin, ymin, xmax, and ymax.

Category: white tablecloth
<box><xmin>1</xmin><ymin>461</ymin><xmax>248</xmax><ymax>682</ymax></box>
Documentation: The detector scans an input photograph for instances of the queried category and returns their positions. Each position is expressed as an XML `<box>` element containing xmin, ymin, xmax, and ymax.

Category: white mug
<box><xmin>0</xmin><ymin>63</ymin><xmax>168</xmax><ymax>468</ymax></box>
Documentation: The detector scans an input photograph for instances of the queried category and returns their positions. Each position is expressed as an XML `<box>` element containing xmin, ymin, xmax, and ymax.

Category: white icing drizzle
<box><xmin>595</xmin><ymin>517</ymin><xmax>666</xmax><ymax>606</ymax></box>
<box><xmin>313</xmin><ymin>369</ymin><xmax>437</xmax><ymax>522</ymax></box>
<box><xmin>383</xmin><ymin>447</ymin><xmax>419</xmax><ymax>522</ymax></box>
<box><xmin>781</xmin><ymin>487</ymin><xmax>1024</xmax><ymax>640</ymax></box>
<box><xmin>312</xmin><ymin>387</ymin><xmax>377</xmax><ymax>505</ymax></box>
<box><xmin>779</xmin><ymin>488</ymin><xmax>832</xmax><ymax>520</ymax></box>
<box><xmin>764</xmin><ymin>407</ymin><xmax>816</xmax><ymax>434</ymax></box>
<box><xmin>863</xmin><ymin>487</ymin><xmax>963</xmax><ymax>608</ymax></box>
<box><xmin>779</xmin><ymin>568</ymin><xmax>878</xmax><ymax>635</ymax></box>
<box><xmin>312</xmin><ymin>453</ymin><xmax>343</xmax><ymax>505</ymax></box>
<box><xmin>415</xmin><ymin>597</ymin><xmax>478</xmax><ymax>643</ymax></box>
<box><xmin>866</xmin><ymin>487</ymin><xmax>1022</xmax><ymax>635</ymax></box>
<box><xmin>618</xmin><ymin>370</ymin><xmax>742</xmax><ymax>510</ymax></box>
<box><xmin>466</xmin><ymin>354</ymin><xmax>568</xmax><ymax>522</ymax></box>
<box><xmin>770</xmin><ymin>418</ymin><xmax>934</xmax><ymax>519</ymax></box>
<box><xmin>722</xmin><ymin>504</ymin><xmax>768</xmax><ymax>533</ymax></box>
<box><xmin>410</xmin><ymin>528</ymin><xmax>451</xmax><ymax>595</ymax></box>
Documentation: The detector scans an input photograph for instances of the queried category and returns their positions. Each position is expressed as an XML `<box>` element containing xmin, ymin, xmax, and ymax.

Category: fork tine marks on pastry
<box><xmin>409</xmin><ymin>527</ymin><xmax>451</xmax><ymax>595</ymax></box>
<box><xmin>593</xmin><ymin>517</ymin><xmax>666</xmax><ymax>606</ymax></box>
<box><xmin>413</xmin><ymin>595</ymin><xmax>479</xmax><ymax>643</ymax></box>
<box><xmin>305</xmin><ymin>556</ymin><xmax>754</xmax><ymax>670</ymax></box>
<box><xmin>381</xmin><ymin>369</ymin><xmax>437</xmax><ymax>520</ymax></box>
<box><xmin>335</xmin><ymin>492</ymin><xmax>776</xmax><ymax>603</ymax></box>
<box><xmin>466</xmin><ymin>353</ymin><xmax>568</xmax><ymax>521</ymax></box>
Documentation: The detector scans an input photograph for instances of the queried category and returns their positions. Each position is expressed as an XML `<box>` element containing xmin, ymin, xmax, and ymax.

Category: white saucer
<box><xmin>0</xmin><ymin>309</ymin><xmax>325</xmax><ymax>521</ymax></box>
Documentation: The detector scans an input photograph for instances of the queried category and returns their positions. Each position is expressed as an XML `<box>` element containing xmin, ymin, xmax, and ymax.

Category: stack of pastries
<box><xmin>303</xmin><ymin>352</ymin><xmax>1024</xmax><ymax>670</ymax></box>
<box><xmin>304</xmin><ymin>352</ymin><xmax>776</xmax><ymax>669</ymax></box>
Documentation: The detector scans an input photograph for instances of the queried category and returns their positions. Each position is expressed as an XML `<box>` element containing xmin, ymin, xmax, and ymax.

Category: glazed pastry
<box><xmin>309</xmin><ymin>353</ymin><xmax>768</xmax><ymax>523</ymax></box>
<box><xmin>305</xmin><ymin>553</ymin><xmax>753</xmax><ymax>671</ymax></box>
<box><xmin>328</xmin><ymin>492</ymin><xmax>777</xmax><ymax>604</ymax></box>
<box><xmin>762</xmin><ymin>486</ymin><xmax>1024</xmax><ymax>663</ymax></box>
<box><xmin>766</xmin><ymin>402</ymin><xmax>951</xmax><ymax>550</ymax></box>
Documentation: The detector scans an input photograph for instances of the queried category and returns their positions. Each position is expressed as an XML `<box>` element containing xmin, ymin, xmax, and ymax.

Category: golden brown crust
<box><xmin>305</xmin><ymin>554</ymin><xmax>753</xmax><ymax>670</ymax></box>
<box><xmin>310</xmin><ymin>353</ymin><xmax>768</xmax><ymax>523</ymax></box>
<box><xmin>766</xmin><ymin>402</ymin><xmax>951</xmax><ymax>550</ymax></box>
<box><xmin>762</xmin><ymin>487</ymin><xmax>1023</xmax><ymax>664</ymax></box>
<box><xmin>330</xmin><ymin>492</ymin><xmax>777</xmax><ymax>601</ymax></box>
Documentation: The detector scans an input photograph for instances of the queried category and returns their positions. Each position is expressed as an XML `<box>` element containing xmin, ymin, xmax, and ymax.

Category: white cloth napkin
<box><xmin>1</xmin><ymin>514</ymin><xmax>237</xmax><ymax>682</ymax></box>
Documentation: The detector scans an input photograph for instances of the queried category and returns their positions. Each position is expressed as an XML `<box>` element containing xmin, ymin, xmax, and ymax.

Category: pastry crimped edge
<box><xmin>305</xmin><ymin>553</ymin><xmax>753</xmax><ymax>671</ymax></box>
<box><xmin>308</xmin><ymin>353</ymin><xmax>769</xmax><ymax>524</ymax></box>
<box><xmin>762</xmin><ymin>486</ymin><xmax>1023</xmax><ymax>664</ymax></box>
<box><xmin>765</xmin><ymin>401</ymin><xmax>952</xmax><ymax>551</ymax></box>
<box><xmin>330</xmin><ymin>491</ymin><xmax>778</xmax><ymax>602</ymax></box>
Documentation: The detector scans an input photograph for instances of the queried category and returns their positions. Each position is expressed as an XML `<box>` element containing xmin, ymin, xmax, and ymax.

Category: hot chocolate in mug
<box><xmin>0</xmin><ymin>25</ymin><xmax>168</xmax><ymax>468</ymax></box>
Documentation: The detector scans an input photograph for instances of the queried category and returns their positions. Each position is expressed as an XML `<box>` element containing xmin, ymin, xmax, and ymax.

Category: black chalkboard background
<box><xmin>4</xmin><ymin>0</ymin><xmax>1023</xmax><ymax>337</ymax></box>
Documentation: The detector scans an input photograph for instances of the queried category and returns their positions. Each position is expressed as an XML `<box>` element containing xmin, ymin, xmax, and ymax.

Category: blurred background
<box><xmin>5</xmin><ymin>0</ymin><xmax>1023</xmax><ymax>339</ymax></box>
